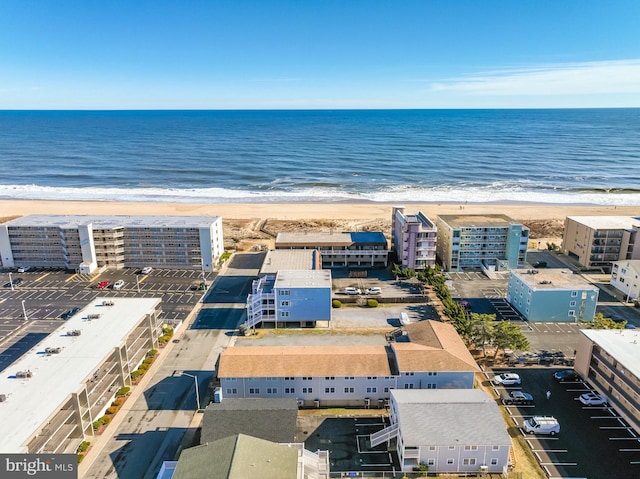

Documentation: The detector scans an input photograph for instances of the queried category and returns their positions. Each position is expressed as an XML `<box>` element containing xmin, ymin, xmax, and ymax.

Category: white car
<box><xmin>579</xmin><ymin>392</ymin><xmax>607</xmax><ymax>406</ymax></box>
<box><xmin>140</xmin><ymin>266</ymin><xmax>153</xmax><ymax>274</ymax></box>
<box><xmin>112</xmin><ymin>280</ymin><xmax>125</xmax><ymax>290</ymax></box>
<box><xmin>365</xmin><ymin>287</ymin><xmax>382</xmax><ymax>295</ymax></box>
<box><xmin>17</xmin><ymin>266</ymin><xmax>31</xmax><ymax>273</ymax></box>
<box><xmin>493</xmin><ymin>373</ymin><xmax>521</xmax><ymax>386</ymax></box>
<box><xmin>344</xmin><ymin>287</ymin><xmax>362</xmax><ymax>295</ymax></box>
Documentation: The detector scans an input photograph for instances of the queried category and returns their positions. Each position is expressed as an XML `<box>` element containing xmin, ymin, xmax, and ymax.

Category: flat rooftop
<box><xmin>405</xmin><ymin>211</ymin><xmax>436</xmax><ymax>229</ymax></box>
<box><xmin>567</xmin><ymin>216</ymin><xmax>639</xmax><ymax>230</ymax></box>
<box><xmin>0</xmin><ymin>296</ymin><xmax>162</xmax><ymax>452</ymax></box>
<box><xmin>276</xmin><ymin>231</ymin><xmax>387</xmax><ymax>246</ymax></box>
<box><xmin>512</xmin><ymin>268</ymin><xmax>599</xmax><ymax>291</ymax></box>
<box><xmin>437</xmin><ymin>214</ymin><xmax>521</xmax><ymax>228</ymax></box>
<box><xmin>275</xmin><ymin>269</ymin><xmax>332</xmax><ymax>289</ymax></box>
<box><xmin>5</xmin><ymin>214</ymin><xmax>220</xmax><ymax>229</ymax></box>
<box><xmin>259</xmin><ymin>250</ymin><xmax>319</xmax><ymax>275</ymax></box>
<box><xmin>581</xmin><ymin>329</ymin><xmax>640</xmax><ymax>380</ymax></box>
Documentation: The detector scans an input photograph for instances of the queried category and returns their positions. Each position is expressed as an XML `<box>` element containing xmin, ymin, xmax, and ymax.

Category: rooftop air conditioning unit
<box><xmin>296</xmin><ymin>399</ymin><xmax>304</xmax><ymax>407</ymax></box>
<box><xmin>87</xmin><ymin>313</ymin><xmax>101</xmax><ymax>320</ymax></box>
<box><xmin>16</xmin><ymin>370</ymin><xmax>33</xmax><ymax>379</ymax></box>
<box><xmin>45</xmin><ymin>347</ymin><xmax>61</xmax><ymax>355</ymax></box>
<box><xmin>0</xmin><ymin>394</ymin><xmax>7</xmax><ymax>402</ymax></box>
<box><xmin>314</xmin><ymin>399</ymin><xmax>320</xmax><ymax>408</ymax></box>
<box><xmin>67</xmin><ymin>330</ymin><xmax>82</xmax><ymax>336</ymax></box>
<box><xmin>102</xmin><ymin>300</ymin><xmax>115</xmax><ymax>307</ymax></box>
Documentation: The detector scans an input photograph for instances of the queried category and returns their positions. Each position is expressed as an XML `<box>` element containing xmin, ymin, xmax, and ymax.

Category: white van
<box><xmin>522</xmin><ymin>416</ymin><xmax>560</xmax><ymax>435</ymax></box>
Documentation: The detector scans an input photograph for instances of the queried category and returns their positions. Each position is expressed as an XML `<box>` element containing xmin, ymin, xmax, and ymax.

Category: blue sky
<box><xmin>1</xmin><ymin>0</ymin><xmax>639</xmax><ymax>109</ymax></box>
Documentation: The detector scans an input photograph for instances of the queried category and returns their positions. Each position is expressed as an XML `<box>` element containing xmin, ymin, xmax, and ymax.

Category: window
<box><xmin>491</xmin><ymin>458</ymin><xmax>498</xmax><ymax>465</ymax></box>
<box><xmin>366</xmin><ymin>387</ymin><xmax>377</xmax><ymax>393</ymax></box>
<box><xmin>384</xmin><ymin>387</ymin><xmax>389</xmax><ymax>393</ymax></box>
<box><xmin>428</xmin><ymin>372</ymin><xmax>438</xmax><ymax>376</ymax></box>
<box><xmin>344</xmin><ymin>387</ymin><xmax>354</xmax><ymax>393</ymax></box>
<box><xmin>249</xmin><ymin>388</ymin><xmax>260</xmax><ymax>394</ymax></box>
<box><xmin>427</xmin><ymin>459</ymin><xmax>435</xmax><ymax>466</ymax></box>
<box><xmin>427</xmin><ymin>384</ymin><xmax>437</xmax><ymax>389</ymax></box>
<box><xmin>367</xmin><ymin>376</ymin><xmax>378</xmax><ymax>380</ymax></box>
<box><xmin>267</xmin><ymin>388</ymin><xmax>277</xmax><ymax>394</ymax></box>
<box><xmin>345</xmin><ymin>376</ymin><xmax>354</xmax><ymax>380</ymax></box>
<box><xmin>448</xmin><ymin>446</ymin><xmax>455</xmax><ymax>450</ymax></box>
<box><xmin>568</xmin><ymin>310</ymin><xmax>575</xmax><ymax>317</ymax></box>
<box><xmin>226</xmin><ymin>388</ymin><xmax>237</xmax><ymax>394</ymax></box>
<box><xmin>280</xmin><ymin>311</ymin><xmax>290</xmax><ymax>317</ymax></box>
<box><xmin>302</xmin><ymin>377</ymin><xmax>312</xmax><ymax>381</ymax></box>
<box><xmin>280</xmin><ymin>290</ymin><xmax>290</xmax><ymax>296</ymax></box>
<box><xmin>463</xmin><ymin>458</ymin><xmax>476</xmax><ymax>466</ymax></box>
<box><xmin>464</xmin><ymin>445</ymin><xmax>478</xmax><ymax>451</ymax></box>
<box><xmin>302</xmin><ymin>387</ymin><xmax>312</xmax><ymax>394</ymax></box>
<box><xmin>570</xmin><ymin>300</ymin><xmax>576</xmax><ymax>307</ymax></box>
<box><xmin>285</xmin><ymin>377</ymin><xmax>294</xmax><ymax>381</ymax></box>
<box><xmin>324</xmin><ymin>376</ymin><xmax>335</xmax><ymax>380</ymax></box>
<box><xmin>404</xmin><ymin>384</ymin><xmax>414</xmax><ymax>389</ymax></box>
<box><xmin>285</xmin><ymin>387</ymin><xmax>295</xmax><ymax>394</ymax></box>
<box><xmin>492</xmin><ymin>445</ymin><xmax>500</xmax><ymax>451</ymax></box>
<box><xmin>280</xmin><ymin>300</ymin><xmax>290</xmax><ymax>306</ymax></box>
<box><xmin>447</xmin><ymin>458</ymin><xmax>454</xmax><ymax>465</ymax></box>
<box><xmin>404</xmin><ymin>372</ymin><xmax>414</xmax><ymax>376</ymax></box>
<box><xmin>571</xmin><ymin>291</ymin><xmax>578</xmax><ymax>297</ymax></box>
<box><xmin>325</xmin><ymin>387</ymin><xmax>335</xmax><ymax>393</ymax></box>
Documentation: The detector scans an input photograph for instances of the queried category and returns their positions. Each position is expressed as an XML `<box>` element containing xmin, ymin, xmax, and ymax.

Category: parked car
<box><xmin>579</xmin><ymin>392</ymin><xmax>607</xmax><ymax>406</ymax></box>
<box><xmin>344</xmin><ymin>287</ymin><xmax>362</xmax><ymax>295</ymax></box>
<box><xmin>365</xmin><ymin>287</ymin><xmax>381</xmax><ymax>295</ymax></box>
<box><xmin>503</xmin><ymin>391</ymin><xmax>534</xmax><ymax>405</ymax></box>
<box><xmin>112</xmin><ymin>280</ymin><xmax>125</xmax><ymax>290</ymax></box>
<box><xmin>522</xmin><ymin>416</ymin><xmax>560</xmax><ymax>435</ymax></box>
<box><xmin>533</xmin><ymin>261</ymin><xmax>547</xmax><ymax>268</ymax></box>
<box><xmin>17</xmin><ymin>266</ymin><xmax>31</xmax><ymax>273</ymax></box>
<box><xmin>140</xmin><ymin>266</ymin><xmax>153</xmax><ymax>274</ymax></box>
<box><xmin>96</xmin><ymin>281</ymin><xmax>110</xmax><ymax>290</ymax></box>
<box><xmin>60</xmin><ymin>307</ymin><xmax>80</xmax><ymax>320</ymax></box>
<box><xmin>493</xmin><ymin>373</ymin><xmax>521</xmax><ymax>386</ymax></box>
<box><xmin>554</xmin><ymin>369</ymin><xmax>579</xmax><ymax>382</ymax></box>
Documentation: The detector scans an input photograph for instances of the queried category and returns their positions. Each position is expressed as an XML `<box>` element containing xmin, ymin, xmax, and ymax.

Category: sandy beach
<box><xmin>1</xmin><ymin>199</ymin><xmax>638</xmax><ymax>251</ymax></box>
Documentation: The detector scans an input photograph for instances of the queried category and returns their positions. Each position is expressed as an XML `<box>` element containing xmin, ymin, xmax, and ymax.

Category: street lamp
<box><xmin>136</xmin><ymin>274</ymin><xmax>140</xmax><ymax>293</ymax></box>
<box><xmin>8</xmin><ymin>272</ymin><xmax>13</xmax><ymax>291</ymax></box>
<box><xmin>21</xmin><ymin>300</ymin><xmax>28</xmax><ymax>321</ymax></box>
<box><xmin>181</xmin><ymin>372</ymin><xmax>200</xmax><ymax>410</ymax></box>
<box><xmin>200</xmin><ymin>258</ymin><xmax>206</xmax><ymax>289</ymax></box>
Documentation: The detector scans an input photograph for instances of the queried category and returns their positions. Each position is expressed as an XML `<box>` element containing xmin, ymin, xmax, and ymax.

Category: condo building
<box><xmin>507</xmin><ymin>268</ymin><xmax>599</xmax><ymax>322</ymax></box>
<box><xmin>391</xmin><ymin>207</ymin><xmax>437</xmax><ymax>270</ymax></box>
<box><xmin>575</xmin><ymin>329</ymin><xmax>640</xmax><ymax>435</ymax></box>
<box><xmin>610</xmin><ymin>260</ymin><xmax>640</xmax><ymax>301</ymax></box>
<box><xmin>0</xmin><ymin>297</ymin><xmax>163</xmax><ymax>454</ymax></box>
<box><xmin>435</xmin><ymin>215</ymin><xmax>529</xmax><ymax>272</ymax></box>
<box><xmin>0</xmin><ymin>214</ymin><xmax>224</xmax><ymax>274</ymax></box>
<box><xmin>275</xmin><ymin>232</ymin><xmax>388</xmax><ymax>268</ymax></box>
<box><xmin>561</xmin><ymin>216</ymin><xmax>640</xmax><ymax>271</ymax></box>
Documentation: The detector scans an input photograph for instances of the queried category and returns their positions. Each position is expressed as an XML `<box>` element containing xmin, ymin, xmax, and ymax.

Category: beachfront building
<box><xmin>0</xmin><ymin>214</ymin><xmax>224</xmax><ymax>273</ymax></box>
<box><xmin>610</xmin><ymin>260</ymin><xmax>640</xmax><ymax>301</ymax></box>
<box><xmin>391</xmin><ymin>207</ymin><xmax>437</xmax><ymax>270</ymax></box>
<box><xmin>561</xmin><ymin>216</ymin><xmax>640</xmax><ymax>271</ymax></box>
<box><xmin>435</xmin><ymin>215</ymin><xmax>529</xmax><ymax>273</ymax></box>
<box><xmin>575</xmin><ymin>329</ymin><xmax>640</xmax><ymax>435</ymax></box>
<box><xmin>0</xmin><ymin>297</ymin><xmax>163</xmax><ymax>454</ymax></box>
<box><xmin>506</xmin><ymin>268</ymin><xmax>599</xmax><ymax>322</ymax></box>
<box><xmin>245</xmin><ymin>270</ymin><xmax>332</xmax><ymax>328</ymax></box>
<box><xmin>217</xmin><ymin>321</ymin><xmax>479</xmax><ymax>407</ymax></box>
<box><xmin>258</xmin><ymin>249</ymin><xmax>322</xmax><ymax>277</ymax></box>
<box><xmin>275</xmin><ymin>232</ymin><xmax>388</xmax><ymax>269</ymax></box>
<box><xmin>369</xmin><ymin>389</ymin><xmax>511</xmax><ymax>474</ymax></box>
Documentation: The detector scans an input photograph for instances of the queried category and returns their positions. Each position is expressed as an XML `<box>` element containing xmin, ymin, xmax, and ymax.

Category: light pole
<box><xmin>200</xmin><ymin>259</ymin><xmax>206</xmax><ymax>290</ymax></box>
<box><xmin>8</xmin><ymin>272</ymin><xmax>13</xmax><ymax>291</ymax></box>
<box><xmin>136</xmin><ymin>274</ymin><xmax>140</xmax><ymax>293</ymax></box>
<box><xmin>21</xmin><ymin>300</ymin><xmax>28</xmax><ymax>321</ymax></box>
<box><xmin>181</xmin><ymin>372</ymin><xmax>200</xmax><ymax>410</ymax></box>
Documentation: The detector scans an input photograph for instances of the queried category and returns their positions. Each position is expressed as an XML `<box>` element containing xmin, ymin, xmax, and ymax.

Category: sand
<box><xmin>1</xmin><ymin>199</ymin><xmax>637</xmax><ymax>251</ymax></box>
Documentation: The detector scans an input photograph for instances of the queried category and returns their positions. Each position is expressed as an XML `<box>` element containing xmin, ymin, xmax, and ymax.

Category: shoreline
<box><xmin>1</xmin><ymin>199</ymin><xmax>637</xmax><ymax>222</ymax></box>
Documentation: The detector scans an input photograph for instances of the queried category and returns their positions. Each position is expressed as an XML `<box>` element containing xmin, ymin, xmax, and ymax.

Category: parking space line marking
<box><xmin>619</xmin><ymin>449</ymin><xmax>640</xmax><ymax>452</ymax></box>
<box><xmin>609</xmin><ymin>437</ymin><xmax>640</xmax><ymax>440</ymax></box>
<box><xmin>540</xmin><ymin>462</ymin><xmax>578</xmax><ymax>466</ymax></box>
<box><xmin>531</xmin><ymin>449</ymin><xmax>568</xmax><ymax>453</ymax></box>
<box><xmin>65</xmin><ymin>274</ymin><xmax>78</xmax><ymax>282</ymax></box>
<box><xmin>33</xmin><ymin>272</ymin><xmax>50</xmax><ymax>282</ymax></box>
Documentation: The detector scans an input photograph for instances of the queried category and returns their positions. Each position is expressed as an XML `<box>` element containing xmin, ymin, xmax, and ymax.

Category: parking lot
<box><xmin>0</xmin><ymin>268</ymin><xmax>215</xmax><ymax>363</ymax></box>
<box><xmin>490</xmin><ymin>368</ymin><xmax>640</xmax><ymax>478</ymax></box>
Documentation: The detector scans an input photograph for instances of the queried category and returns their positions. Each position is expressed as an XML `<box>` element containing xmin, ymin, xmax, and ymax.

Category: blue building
<box><xmin>246</xmin><ymin>269</ymin><xmax>332</xmax><ymax>328</ymax></box>
<box><xmin>507</xmin><ymin>269</ymin><xmax>599</xmax><ymax>322</ymax></box>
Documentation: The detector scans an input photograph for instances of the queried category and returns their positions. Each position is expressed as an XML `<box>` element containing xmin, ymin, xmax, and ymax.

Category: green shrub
<box><xmin>77</xmin><ymin>454</ymin><xmax>84</xmax><ymax>464</ymax></box>
<box><xmin>138</xmin><ymin>363</ymin><xmax>150</xmax><ymax>372</ymax></box>
<box><xmin>116</xmin><ymin>386</ymin><xmax>130</xmax><ymax>397</ymax></box>
<box><xmin>131</xmin><ymin>370</ymin><xmax>143</xmax><ymax>379</ymax></box>
<box><xmin>366</xmin><ymin>299</ymin><xmax>379</xmax><ymax>308</ymax></box>
<box><xmin>106</xmin><ymin>406</ymin><xmax>118</xmax><ymax>415</ymax></box>
<box><xmin>112</xmin><ymin>398</ymin><xmax>125</xmax><ymax>407</ymax></box>
<box><xmin>142</xmin><ymin>357</ymin><xmax>154</xmax><ymax>365</ymax></box>
<box><xmin>92</xmin><ymin>420</ymin><xmax>103</xmax><ymax>431</ymax></box>
<box><xmin>77</xmin><ymin>441</ymin><xmax>91</xmax><ymax>453</ymax></box>
<box><xmin>158</xmin><ymin>335</ymin><xmax>171</xmax><ymax>344</ymax></box>
<box><xmin>146</xmin><ymin>349</ymin><xmax>158</xmax><ymax>358</ymax></box>
<box><xmin>100</xmin><ymin>415</ymin><xmax>111</xmax><ymax>425</ymax></box>
<box><xmin>332</xmin><ymin>299</ymin><xmax>342</xmax><ymax>308</ymax></box>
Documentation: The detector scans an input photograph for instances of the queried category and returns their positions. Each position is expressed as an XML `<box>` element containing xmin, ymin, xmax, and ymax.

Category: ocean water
<box><xmin>0</xmin><ymin>109</ymin><xmax>639</xmax><ymax>205</ymax></box>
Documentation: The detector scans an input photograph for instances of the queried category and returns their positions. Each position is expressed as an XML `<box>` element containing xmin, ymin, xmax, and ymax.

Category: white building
<box><xmin>0</xmin><ymin>297</ymin><xmax>163</xmax><ymax>454</ymax></box>
<box><xmin>370</xmin><ymin>389</ymin><xmax>511</xmax><ymax>474</ymax></box>
<box><xmin>575</xmin><ymin>329</ymin><xmax>640</xmax><ymax>435</ymax></box>
<box><xmin>610</xmin><ymin>260</ymin><xmax>640</xmax><ymax>301</ymax></box>
<box><xmin>0</xmin><ymin>214</ymin><xmax>224</xmax><ymax>273</ymax></box>
<box><xmin>391</xmin><ymin>207</ymin><xmax>437</xmax><ymax>270</ymax></box>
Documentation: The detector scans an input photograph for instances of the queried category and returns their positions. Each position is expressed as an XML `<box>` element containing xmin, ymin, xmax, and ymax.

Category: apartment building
<box><xmin>610</xmin><ymin>260</ymin><xmax>640</xmax><ymax>301</ymax></box>
<box><xmin>575</xmin><ymin>329</ymin><xmax>640</xmax><ymax>435</ymax></box>
<box><xmin>370</xmin><ymin>389</ymin><xmax>511</xmax><ymax>474</ymax></box>
<box><xmin>275</xmin><ymin>231</ymin><xmax>388</xmax><ymax>268</ymax></box>
<box><xmin>0</xmin><ymin>297</ymin><xmax>163</xmax><ymax>454</ymax></box>
<box><xmin>258</xmin><ymin>249</ymin><xmax>322</xmax><ymax>276</ymax></box>
<box><xmin>0</xmin><ymin>214</ymin><xmax>224</xmax><ymax>273</ymax></box>
<box><xmin>217</xmin><ymin>321</ymin><xmax>479</xmax><ymax>407</ymax></box>
<box><xmin>435</xmin><ymin>215</ymin><xmax>528</xmax><ymax>272</ymax></box>
<box><xmin>507</xmin><ymin>269</ymin><xmax>599</xmax><ymax>322</ymax></box>
<box><xmin>561</xmin><ymin>216</ymin><xmax>640</xmax><ymax>271</ymax></box>
<box><xmin>391</xmin><ymin>207</ymin><xmax>437</xmax><ymax>270</ymax></box>
<box><xmin>245</xmin><ymin>269</ymin><xmax>332</xmax><ymax>328</ymax></box>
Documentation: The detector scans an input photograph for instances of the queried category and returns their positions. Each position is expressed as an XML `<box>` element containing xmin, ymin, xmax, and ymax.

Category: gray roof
<box><xmin>6</xmin><ymin>214</ymin><xmax>220</xmax><ymax>229</ymax></box>
<box><xmin>511</xmin><ymin>268</ymin><xmax>599</xmax><ymax>291</ymax></box>
<box><xmin>260</xmin><ymin>249</ymin><xmax>320</xmax><ymax>275</ymax></box>
<box><xmin>201</xmin><ymin>399</ymin><xmax>298</xmax><ymax>444</ymax></box>
<box><xmin>391</xmin><ymin>389</ymin><xmax>511</xmax><ymax>447</ymax></box>
<box><xmin>437</xmin><ymin>214</ymin><xmax>521</xmax><ymax>228</ymax></box>
<box><xmin>275</xmin><ymin>269</ymin><xmax>332</xmax><ymax>289</ymax></box>
<box><xmin>174</xmin><ymin>434</ymin><xmax>298</xmax><ymax>479</ymax></box>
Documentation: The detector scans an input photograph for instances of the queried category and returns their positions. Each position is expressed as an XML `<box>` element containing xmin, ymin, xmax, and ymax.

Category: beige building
<box><xmin>0</xmin><ymin>214</ymin><xmax>223</xmax><ymax>273</ymax></box>
<box><xmin>0</xmin><ymin>297</ymin><xmax>162</xmax><ymax>454</ymax></box>
<box><xmin>575</xmin><ymin>329</ymin><xmax>640</xmax><ymax>435</ymax></box>
<box><xmin>610</xmin><ymin>260</ymin><xmax>640</xmax><ymax>301</ymax></box>
<box><xmin>561</xmin><ymin>216</ymin><xmax>640</xmax><ymax>271</ymax></box>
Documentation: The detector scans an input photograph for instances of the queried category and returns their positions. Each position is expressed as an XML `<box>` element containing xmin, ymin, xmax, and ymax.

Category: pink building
<box><xmin>392</xmin><ymin>207</ymin><xmax>437</xmax><ymax>270</ymax></box>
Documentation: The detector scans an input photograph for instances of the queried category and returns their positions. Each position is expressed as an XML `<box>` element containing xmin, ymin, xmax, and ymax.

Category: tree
<box><xmin>470</xmin><ymin>313</ymin><xmax>496</xmax><ymax>356</ymax></box>
<box><xmin>493</xmin><ymin>320</ymin><xmax>529</xmax><ymax>357</ymax></box>
<box><xmin>591</xmin><ymin>312</ymin><xmax>626</xmax><ymax>329</ymax></box>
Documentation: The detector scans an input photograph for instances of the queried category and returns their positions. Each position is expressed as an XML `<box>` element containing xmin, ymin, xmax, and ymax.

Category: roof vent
<box><xmin>102</xmin><ymin>300</ymin><xmax>115</xmax><ymax>307</ymax></box>
<box><xmin>45</xmin><ymin>347</ymin><xmax>61</xmax><ymax>355</ymax></box>
<box><xmin>67</xmin><ymin>330</ymin><xmax>82</xmax><ymax>336</ymax></box>
<box><xmin>87</xmin><ymin>313</ymin><xmax>101</xmax><ymax>320</ymax></box>
<box><xmin>0</xmin><ymin>394</ymin><xmax>7</xmax><ymax>402</ymax></box>
<box><xmin>16</xmin><ymin>370</ymin><xmax>33</xmax><ymax>379</ymax></box>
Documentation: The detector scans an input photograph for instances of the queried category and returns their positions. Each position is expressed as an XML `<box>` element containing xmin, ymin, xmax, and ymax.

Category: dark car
<box><xmin>60</xmin><ymin>307</ymin><xmax>80</xmax><ymax>320</ymax></box>
<box><xmin>503</xmin><ymin>391</ymin><xmax>534</xmax><ymax>405</ymax></box>
<box><xmin>4</xmin><ymin>278</ymin><xmax>23</xmax><ymax>287</ymax></box>
<box><xmin>554</xmin><ymin>369</ymin><xmax>579</xmax><ymax>382</ymax></box>
<box><xmin>533</xmin><ymin>261</ymin><xmax>548</xmax><ymax>268</ymax></box>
